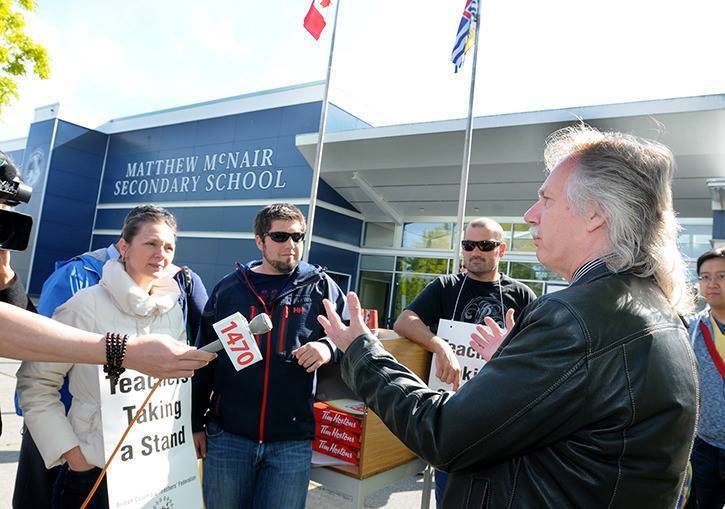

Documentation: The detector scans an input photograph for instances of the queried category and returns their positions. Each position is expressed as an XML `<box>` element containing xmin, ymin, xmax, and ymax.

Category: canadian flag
<box><xmin>303</xmin><ymin>0</ymin><xmax>332</xmax><ymax>40</ymax></box>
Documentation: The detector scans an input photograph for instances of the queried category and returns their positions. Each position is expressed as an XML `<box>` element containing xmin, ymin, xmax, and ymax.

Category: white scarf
<box><xmin>99</xmin><ymin>259</ymin><xmax>180</xmax><ymax>318</ymax></box>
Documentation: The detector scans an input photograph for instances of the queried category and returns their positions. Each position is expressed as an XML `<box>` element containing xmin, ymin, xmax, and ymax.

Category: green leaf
<box><xmin>0</xmin><ymin>0</ymin><xmax>50</xmax><ymax>116</ymax></box>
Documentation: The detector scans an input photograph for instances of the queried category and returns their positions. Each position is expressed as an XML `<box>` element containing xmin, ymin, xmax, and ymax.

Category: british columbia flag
<box><xmin>451</xmin><ymin>0</ymin><xmax>479</xmax><ymax>73</ymax></box>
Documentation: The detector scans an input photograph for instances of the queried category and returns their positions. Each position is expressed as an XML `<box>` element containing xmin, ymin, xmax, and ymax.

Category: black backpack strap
<box><xmin>177</xmin><ymin>266</ymin><xmax>193</xmax><ymax>346</ymax></box>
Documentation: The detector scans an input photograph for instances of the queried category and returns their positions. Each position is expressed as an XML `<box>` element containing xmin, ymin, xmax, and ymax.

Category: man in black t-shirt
<box><xmin>393</xmin><ymin>217</ymin><xmax>536</xmax><ymax>506</ymax></box>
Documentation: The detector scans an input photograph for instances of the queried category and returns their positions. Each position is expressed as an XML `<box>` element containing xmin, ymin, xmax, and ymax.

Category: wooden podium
<box><xmin>315</xmin><ymin>330</ymin><xmax>432</xmax><ymax>479</ymax></box>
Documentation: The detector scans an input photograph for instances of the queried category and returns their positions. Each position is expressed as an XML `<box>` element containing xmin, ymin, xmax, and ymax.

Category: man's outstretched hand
<box><xmin>318</xmin><ymin>291</ymin><xmax>370</xmax><ymax>353</ymax></box>
<box><xmin>469</xmin><ymin>308</ymin><xmax>515</xmax><ymax>361</ymax></box>
<box><xmin>124</xmin><ymin>334</ymin><xmax>216</xmax><ymax>379</ymax></box>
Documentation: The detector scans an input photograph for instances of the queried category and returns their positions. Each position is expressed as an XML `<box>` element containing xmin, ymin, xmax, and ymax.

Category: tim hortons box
<box><xmin>313</xmin><ymin>438</ymin><xmax>360</xmax><ymax>465</ymax></box>
<box><xmin>313</xmin><ymin>402</ymin><xmax>363</xmax><ymax>435</ymax></box>
<box><xmin>315</xmin><ymin>422</ymin><xmax>362</xmax><ymax>450</ymax></box>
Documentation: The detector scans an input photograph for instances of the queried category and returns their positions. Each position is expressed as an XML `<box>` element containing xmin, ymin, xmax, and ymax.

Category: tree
<box><xmin>0</xmin><ymin>0</ymin><xmax>49</xmax><ymax>113</ymax></box>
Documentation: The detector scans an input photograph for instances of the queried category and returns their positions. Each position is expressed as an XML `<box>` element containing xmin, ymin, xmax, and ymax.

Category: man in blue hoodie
<box><xmin>192</xmin><ymin>203</ymin><xmax>347</xmax><ymax>509</ymax></box>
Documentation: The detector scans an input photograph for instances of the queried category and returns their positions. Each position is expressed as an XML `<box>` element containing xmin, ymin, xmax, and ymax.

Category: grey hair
<box><xmin>544</xmin><ymin>124</ymin><xmax>693</xmax><ymax>314</ymax></box>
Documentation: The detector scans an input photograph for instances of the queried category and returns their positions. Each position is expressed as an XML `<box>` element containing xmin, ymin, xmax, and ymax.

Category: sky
<box><xmin>0</xmin><ymin>0</ymin><xmax>724</xmax><ymax>141</ymax></box>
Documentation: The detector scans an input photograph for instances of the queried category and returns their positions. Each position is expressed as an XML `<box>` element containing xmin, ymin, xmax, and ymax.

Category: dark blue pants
<box><xmin>51</xmin><ymin>464</ymin><xmax>108</xmax><ymax>509</ymax></box>
<box><xmin>691</xmin><ymin>436</ymin><xmax>725</xmax><ymax>509</ymax></box>
<box><xmin>202</xmin><ymin>419</ymin><xmax>312</xmax><ymax>509</ymax></box>
<box><xmin>435</xmin><ymin>468</ymin><xmax>448</xmax><ymax>507</ymax></box>
<box><xmin>13</xmin><ymin>427</ymin><xmax>60</xmax><ymax>509</ymax></box>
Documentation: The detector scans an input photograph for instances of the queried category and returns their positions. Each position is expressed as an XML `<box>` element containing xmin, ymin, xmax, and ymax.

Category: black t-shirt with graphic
<box><xmin>406</xmin><ymin>273</ymin><xmax>537</xmax><ymax>331</ymax></box>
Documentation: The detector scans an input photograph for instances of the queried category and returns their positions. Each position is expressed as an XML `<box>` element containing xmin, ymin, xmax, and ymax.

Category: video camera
<box><xmin>0</xmin><ymin>162</ymin><xmax>33</xmax><ymax>251</ymax></box>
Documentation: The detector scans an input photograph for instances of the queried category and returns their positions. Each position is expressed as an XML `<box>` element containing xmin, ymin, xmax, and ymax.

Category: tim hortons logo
<box><xmin>321</xmin><ymin>410</ymin><xmax>360</xmax><ymax>431</ymax></box>
<box><xmin>316</xmin><ymin>440</ymin><xmax>355</xmax><ymax>461</ymax></box>
<box><xmin>319</xmin><ymin>425</ymin><xmax>357</xmax><ymax>446</ymax></box>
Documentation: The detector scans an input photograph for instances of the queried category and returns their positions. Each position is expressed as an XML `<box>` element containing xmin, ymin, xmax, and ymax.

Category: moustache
<box><xmin>530</xmin><ymin>226</ymin><xmax>540</xmax><ymax>238</ymax></box>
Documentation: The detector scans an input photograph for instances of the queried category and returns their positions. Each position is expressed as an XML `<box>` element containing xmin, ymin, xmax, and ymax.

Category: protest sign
<box><xmin>99</xmin><ymin>368</ymin><xmax>202</xmax><ymax>509</ymax></box>
<box><xmin>428</xmin><ymin>319</ymin><xmax>488</xmax><ymax>391</ymax></box>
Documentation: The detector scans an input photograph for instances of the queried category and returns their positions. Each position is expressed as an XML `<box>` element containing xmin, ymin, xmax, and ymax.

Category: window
<box><xmin>526</xmin><ymin>282</ymin><xmax>544</xmax><ymax>296</ymax></box>
<box><xmin>509</xmin><ymin>262</ymin><xmax>536</xmax><ymax>280</ymax></box>
<box><xmin>392</xmin><ymin>273</ymin><xmax>437</xmax><ymax>319</ymax></box>
<box><xmin>509</xmin><ymin>261</ymin><xmax>561</xmax><ymax>282</ymax></box>
<box><xmin>360</xmin><ymin>255</ymin><xmax>395</xmax><ymax>272</ymax></box>
<box><xmin>677</xmin><ymin>222</ymin><xmax>713</xmax><ymax>260</ymax></box>
<box><xmin>396</xmin><ymin>256</ymin><xmax>449</xmax><ymax>274</ymax></box>
<box><xmin>363</xmin><ymin>222</ymin><xmax>396</xmax><ymax>248</ymax></box>
<box><xmin>498</xmin><ymin>223</ymin><xmax>513</xmax><ymax>246</ymax></box>
<box><xmin>358</xmin><ymin>271</ymin><xmax>393</xmax><ymax>328</ymax></box>
<box><xmin>402</xmin><ymin>222</ymin><xmax>453</xmax><ymax>249</ymax></box>
<box><xmin>511</xmin><ymin>223</ymin><xmax>535</xmax><ymax>252</ymax></box>
<box><xmin>356</xmin><ymin>220</ymin><xmax>580</xmax><ymax>324</ymax></box>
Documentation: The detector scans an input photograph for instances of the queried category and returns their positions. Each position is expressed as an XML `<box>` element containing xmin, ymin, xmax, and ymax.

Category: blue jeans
<box><xmin>435</xmin><ymin>468</ymin><xmax>448</xmax><ymax>507</ymax></box>
<box><xmin>202</xmin><ymin>420</ymin><xmax>312</xmax><ymax>509</ymax></box>
<box><xmin>691</xmin><ymin>436</ymin><xmax>725</xmax><ymax>509</ymax></box>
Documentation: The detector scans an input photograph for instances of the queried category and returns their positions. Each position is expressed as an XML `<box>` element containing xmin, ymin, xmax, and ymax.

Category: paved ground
<box><xmin>0</xmin><ymin>359</ymin><xmax>432</xmax><ymax>509</ymax></box>
<box><xmin>0</xmin><ymin>360</ymin><xmax>22</xmax><ymax>509</ymax></box>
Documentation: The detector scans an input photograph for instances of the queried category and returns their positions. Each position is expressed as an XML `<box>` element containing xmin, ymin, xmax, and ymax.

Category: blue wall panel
<box><xmin>194</xmin><ymin>115</ymin><xmax>237</xmax><ymax>146</ymax></box>
<box><xmin>312</xmin><ymin>207</ymin><xmax>362</xmax><ymax>246</ymax></box>
<box><xmin>99</xmin><ymin>103</ymin><xmax>322</xmax><ymax>205</ymax></box>
<box><xmin>308</xmin><ymin>242</ymin><xmax>359</xmax><ymax>290</ymax></box>
<box><xmin>30</xmin><ymin>121</ymin><xmax>106</xmax><ymax>293</ymax></box>
<box><xmin>90</xmin><ymin>234</ymin><xmax>118</xmax><ymax>251</ymax></box>
<box><xmin>233</xmin><ymin>107</ymin><xmax>282</xmax><ymax>139</ymax></box>
<box><xmin>5</xmin><ymin>148</ymin><xmax>24</xmax><ymax>169</ymax></box>
<box><xmin>318</xmin><ymin>178</ymin><xmax>358</xmax><ymax>212</ymax></box>
<box><xmin>279</xmin><ymin>102</ymin><xmax>321</xmax><ymax>137</ymax></box>
<box><xmin>96</xmin><ymin>205</ymin><xmax>265</xmax><ymax>233</ymax></box>
<box><xmin>13</xmin><ymin>119</ymin><xmax>56</xmax><ymax>290</ymax></box>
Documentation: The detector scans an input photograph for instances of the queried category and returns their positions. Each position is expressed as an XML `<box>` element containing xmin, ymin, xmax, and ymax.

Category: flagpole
<box><xmin>451</xmin><ymin>7</ymin><xmax>481</xmax><ymax>274</ymax></box>
<box><xmin>303</xmin><ymin>0</ymin><xmax>342</xmax><ymax>262</ymax></box>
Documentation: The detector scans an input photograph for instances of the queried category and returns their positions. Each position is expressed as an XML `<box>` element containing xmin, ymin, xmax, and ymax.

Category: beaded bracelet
<box><xmin>103</xmin><ymin>332</ymin><xmax>128</xmax><ymax>387</ymax></box>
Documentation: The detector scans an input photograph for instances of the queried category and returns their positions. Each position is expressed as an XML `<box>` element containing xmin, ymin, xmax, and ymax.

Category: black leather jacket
<box><xmin>341</xmin><ymin>266</ymin><xmax>698</xmax><ymax>508</ymax></box>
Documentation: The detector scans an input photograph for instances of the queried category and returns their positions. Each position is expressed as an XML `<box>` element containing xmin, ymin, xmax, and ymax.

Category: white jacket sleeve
<box><xmin>177</xmin><ymin>312</ymin><xmax>187</xmax><ymax>345</ymax></box>
<box><xmin>16</xmin><ymin>299</ymin><xmax>95</xmax><ymax>469</ymax></box>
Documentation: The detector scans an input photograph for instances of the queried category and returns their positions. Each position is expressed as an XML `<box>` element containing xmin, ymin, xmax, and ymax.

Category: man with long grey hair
<box><xmin>317</xmin><ymin>124</ymin><xmax>699</xmax><ymax>508</ymax></box>
<box><xmin>541</xmin><ymin>125</ymin><xmax>693</xmax><ymax>314</ymax></box>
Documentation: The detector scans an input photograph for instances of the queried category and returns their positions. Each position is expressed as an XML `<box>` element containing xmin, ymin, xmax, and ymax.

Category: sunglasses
<box><xmin>461</xmin><ymin>240</ymin><xmax>501</xmax><ymax>252</ymax></box>
<box><xmin>264</xmin><ymin>231</ymin><xmax>305</xmax><ymax>243</ymax></box>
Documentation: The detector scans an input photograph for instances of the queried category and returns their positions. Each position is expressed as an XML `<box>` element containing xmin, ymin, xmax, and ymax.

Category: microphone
<box><xmin>200</xmin><ymin>313</ymin><xmax>273</xmax><ymax>353</ymax></box>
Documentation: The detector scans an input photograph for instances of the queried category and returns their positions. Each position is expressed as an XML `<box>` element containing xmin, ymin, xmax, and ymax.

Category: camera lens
<box><xmin>0</xmin><ymin>209</ymin><xmax>32</xmax><ymax>251</ymax></box>
<box><xmin>0</xmin><ymin>220</ymin><xmax>14</xmax><ymax>246</ymax></box>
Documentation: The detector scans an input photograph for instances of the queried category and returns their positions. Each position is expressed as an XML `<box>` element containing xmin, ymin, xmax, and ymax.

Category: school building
<box><xmin>2</xmin><ymin>82</ymin><xmax>723</xmax><ymax>326</ymax></box>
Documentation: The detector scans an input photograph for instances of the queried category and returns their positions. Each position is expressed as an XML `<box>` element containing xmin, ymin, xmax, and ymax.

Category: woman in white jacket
<box><xmin>17</xmin><ymin>205</ymin><xmax>184</xmax><ymax>509</ymax></box>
